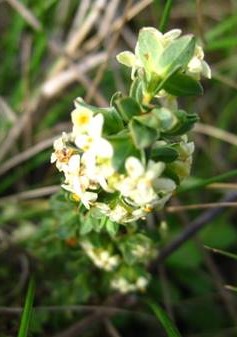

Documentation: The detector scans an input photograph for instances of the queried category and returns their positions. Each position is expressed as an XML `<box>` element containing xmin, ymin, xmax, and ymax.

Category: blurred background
<box><xmin>1</xmin><ymin>0</ymin><xmax>237</xmax><ymax>336</ymax></box>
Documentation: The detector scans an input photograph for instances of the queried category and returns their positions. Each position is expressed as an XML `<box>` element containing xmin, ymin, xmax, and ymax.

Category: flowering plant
<box><xmin>51</xmin><ymin>27</ymin><xmax>210</xmax><ymax>293</ymax></box>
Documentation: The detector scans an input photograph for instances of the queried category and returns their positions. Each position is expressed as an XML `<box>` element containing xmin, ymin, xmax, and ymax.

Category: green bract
<box><xmin>51</xmin><ymin>26</ymin><xmax>211</xmax><ymax>294</ymax></box>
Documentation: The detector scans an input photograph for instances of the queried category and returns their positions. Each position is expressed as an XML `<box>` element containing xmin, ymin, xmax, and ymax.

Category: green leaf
<box><xmin>151</xmin><ymin>146</ymin><xmax>178</xmax><ymax>163</ymax></box>
<box><xmin>145</xmin><ymin>71</ymin><xmax>162</xmax><ymax>95</ymax></box>
<box><xmin>115</xmin><ymin>97</ymin><xmax>142</xmax><ymax>122</ymax></box>
<box><xmin>152</xmin><ymin>107</ymin><xmax>177</xmax><ymax>132</ymax></box>
<box><xmin>80</xmin><ymin>215</ymin><xmax>94</xmax><ymax>235</ymax></box>
<box><xmin>18</xmin><ymin>278</ymin><xmax>35</xmax><ymax>337</ymax></box>
<box><xmin>106</xmin><ymin>219</ymin><xmax>119</xmax><ymax>237</ymax></box>
<box><xmin>129</xmin><ymin>119</ymin><xmax>158</xmax><ymax>149</ymax></box>
<box><xmin>110</xmin><ymin>91</ymin><xmax>123</xmax><ymax>107</ymax></box>
<box><xmin>148</xmin><ymin>300</ymin><xmax>183</xmax><ymax>337</ymax></box>
<box><xmin>164</xmin><ymin>110</ymin><xmax>199</xmax><ymax>136</ymax></box>
<box><xmin>163</xmin><ymin>73</ymin><xmax>203</xmax><ymax>96</ymax></box>
<box><xmin>99</xmin><ymin>107</ymin><xmax>124</xmax><ymax>135</ymax></box>
<box><xmin>137</xmin><ymin>27</ymin><xmax>163</xmax><ymax>76</ymax></box>
<box><xmin>134</xmin><ymin>113</ymin><xmax>160</xmax><ymax>129</ymax></box>
<box><xmin>74</xmin><ymin>99</ymin><xmax>123</xmax><ymax>134</ymax></box>
<box><xmin>109</xmin><ymin>133</ymin><xmax>139</xmax><ymax>172</ymax></box>
<box><xmin>164</xmin><ymin>167</ymin><xmax>180</xmax><ymax>185</ymax></box>
<box><xmin>158</xmin><ymin>35</ymin><xmax>195</xmax><ymax>76</ymax></box>
<box><xmin>152</xmin><ymin>66</ymin><xmax>180</xmax><ymax>96</ymax></box>
<box><xmin>129</xmin><ymin>78</ymin><xmax>144</xmax><ymax>104</ymax></box>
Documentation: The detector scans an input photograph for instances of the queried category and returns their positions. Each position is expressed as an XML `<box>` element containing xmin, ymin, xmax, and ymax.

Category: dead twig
<box><xmin>5</xmin><ymin>0</ymin><xmax>42</xmax><ymax>31</ymax></box>
<box><xmin>0</xmin><ymin>185</ymin><xmax>59</xmax><ymax>203</ymax></box>
<box><xmin>0</xmin><ymin>97</ymin><xmax>41</xmax><ymax>163</ymax></box>
<box><xmin>194</xmin><ymin>123</ymin><xmax>237</xmax><ymax>147</ymax></box>
<box><xmin>0</xmin><ymin>96</ymin><xmax>17</xmax><ymax>122</ymax></box>
<box><xmin>52</xmin><ymin>0</ymin><xmax>107</xmax><ymax>75</ymax></box>
<box><xmin>167</xmin><ymin>201</ymin><xmax>237</xmax><ymax>212</ymax></box>
<box><xmin>0</xmin><ymin>136</ymin><xmax>57</xmax><ymax>176</ymax></box>
<box><xmin>42</xmin><ymin>52</ymin><xmax>107</xmax><ymax>98</ymax></box>
<box><xmin>104</xmin><ymin>319</ymin><xmax>123</xmax><ymax>337</ymax></box>
<box><xmin>85</xmin><ymin>0</ymin><xmax>133</xmax><ymax>102</ymax></box>
<box><xmin>68</xmin><ymin>0</ymin><xmax>91</xmax><ymax>39</ymax></box>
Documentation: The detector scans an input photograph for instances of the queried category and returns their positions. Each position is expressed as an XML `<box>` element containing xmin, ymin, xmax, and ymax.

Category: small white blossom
<box><xmin>51</xmin><ymin>132</ymin><xmax>74</xmax><ymax>171</ymax></box>
<box><xmin>187</xmin><ymin>45</ymin><xmax>211</xmax><ymax>79</ymax></box>
<box><xmin>111</xmin><ymin>276</ymin><xmax>149</xmax><ymax>293</ymax></box>
<box><xmin>81</xmin><ymin>241</ymin><xmax>120</xmax><ymax>271</ymax></box>
<box><xmin>115</xmin><ymin>157</ymin><xmax>169</xmax><ymax>208</ymax></box>
<box><xmin>75</xmin><ymin>113</ymin><xmax>113</xmax><ymax>158</ymax></box>
<box><xmin>136</xmin><ymin>276</ymin><xmax>149</xmax><ymax>291</ymax></box>
<box><xmin>111</xmin><ymin>278</ymin><xmax>135</xmax><ymax>293</ymax></box>
<box><xmin>71</xmin><ymin>106</ymin><xmax>93</xmax><ymax>135</ymax></box>
<box><xmin>95</xmin><ymin>203</ymin><xmax>129</xmax><ymax>223</ymax></box>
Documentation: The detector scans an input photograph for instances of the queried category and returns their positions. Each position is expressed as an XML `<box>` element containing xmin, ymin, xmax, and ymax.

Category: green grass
<box><xmin>17</xmin><ymin>278</ymin><xmax>35</xmax><ymax>337</ymax></box>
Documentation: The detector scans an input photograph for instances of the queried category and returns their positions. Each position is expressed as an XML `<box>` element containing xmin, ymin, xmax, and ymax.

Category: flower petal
<box><xmin>125</xmin><ymin>157</ymin><xmax>144</xmax><ymax>178</ymax></box>
<box><xmin>116</xmin><ymin>51</ymin><xmax>136</xmax><ymax>67</ymax></box>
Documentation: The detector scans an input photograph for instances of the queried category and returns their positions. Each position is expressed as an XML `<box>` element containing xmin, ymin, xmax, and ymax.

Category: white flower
<box><xmin>108</xmin><ymin>204</ymin><xmax>128</xmax><ymax>223</ymax></box>
<box><xmin>111</xmin><ymin>276</ymin><xmax>149</xmax><ymax>293</ymax></box>
<box><xmin>62</xmin><ymin>179</ymin><xmax>98</xmax><ymax>209</ymax></box>
<box><xmin>95</xmin><ymin>203</ymin><xmax>129</xmax><ymax>223</ymax></box>
<box><xmin>75</xmin><ymin>114</ymin><xmax>113</xmax><ymax>157</ymax></box>
<box><xmin>51</xmin><ymin>133</ymin><xmax>74</xmax><ymax>171</ymax></box>
<box><xmin>136</xmin><ymin>276</ymin><xmax>149</xmax><ymax>291</ymax></box>
<box><xmin>153</xmin><ymin>177</ymin><xmax>176</xmax><ymax>193</ymax></box>
<box><xmin>125</xmin><ymin>156</ymin><xmax>145</xmax><ymax>178</ymax></box>
<box><xmin>81</xmin><ymin>151</ymin><xmax>115</xmax><ymax>193</ymax></box>
<box><xmin>64</xmin><ymin>154</ymin><xmax>80</xmax><ymax>176</ymax></box>
<box><xmin>115</xmin><ymin>157</ymin><xmax>166</xmax><ymax>207</ymax></box>
<box><xmin>71</xmin><ymin>106</ymin><xmax>93</xmax><ymax>135</ymax></box>
<box><xmin>168</xmin><ymin>137</ymin><xmax>194</xmax><ymax>181</ymax></box>
<box><xmin>60</xmin><ymin>154</ymin><xmax>98</xmax><ymax>208</ymax></box>
<box><xmin>131</xmin><ymin>245</ymin><xmax>147</xmax><ymax>258</ymax></box>
<box><xmin>111</xmin><ymin>278</ymin><xmax>135</xmax><ymax>293</ymax></box>
<box><xmin>81</xmin><ymin>242</ymin><xmax>119</xmax><ymax>271</ymax></box>
<box><xmin>99</xmin><ymin>252</ymin><xmax>120</xmax><ymax>271</ymax></box>
<box><xmin>187</xmin><ymin>45</ymin><xmax>211</xmax><ymax>79</ymax></box>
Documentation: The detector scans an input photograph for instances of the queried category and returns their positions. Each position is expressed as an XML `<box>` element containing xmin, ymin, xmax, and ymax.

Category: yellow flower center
<box><xmin>143</xmin><ymin>205</ymin><xmax>153</xmax><ymax>212</ymax></box>
<box><xmin>72</xmin><ymin>193</ymin><xmax>80</xmax><ymax>202</ymax></box>
<box><xmin>76</xmin><ymin>113</ymin><xmax>90</xmax><ymax>126</ymax></box>
<box><xmin>72</xmin><ymin>108</ymin><xmax>93</xmax><ymax>128</ymax></box>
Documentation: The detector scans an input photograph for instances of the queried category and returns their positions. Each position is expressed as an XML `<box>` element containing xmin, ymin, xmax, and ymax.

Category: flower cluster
<box><xmin>51</xmin><ymin>27</ymin><xmax>210</xmax><ymax>293</ymax></box>
<box><xmin>51</xmin><ymin>101</ymin><xmax>194</xmax><ymax>223</ymax></box>
<box><xmin>51</xmin><ymin>106</ymin><xmax>114</xmax><ymax>209</ymax></box>
<box><xmin>80</xmin><ymin>240</ymin><xmax>120</xmax><ymax>271</ymax></box>
<box><xmin>111</xmin><ymin>275</ymin><xmax>149</xmax><ymax>294</ymax></box>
